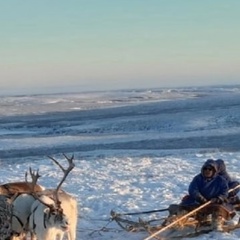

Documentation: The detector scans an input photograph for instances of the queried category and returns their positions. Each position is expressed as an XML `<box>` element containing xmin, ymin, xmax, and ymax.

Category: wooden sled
<box><xmin>111</xmin><ymin>203</ymin><xmax>240</xmax><ymax>239</ymax></box>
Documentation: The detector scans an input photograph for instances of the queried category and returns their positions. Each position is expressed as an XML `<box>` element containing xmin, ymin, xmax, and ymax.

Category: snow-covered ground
<box><xmin>0</xmin><ymin>85</ymin><xmax>240</xmax><ymax>239</ymax></box>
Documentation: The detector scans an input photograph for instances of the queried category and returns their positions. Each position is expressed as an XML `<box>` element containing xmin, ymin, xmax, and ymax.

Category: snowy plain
<box><xmin>0</xmin><ymin>85</ymin><xmax>240</xmax><ymax>240</ymax></box>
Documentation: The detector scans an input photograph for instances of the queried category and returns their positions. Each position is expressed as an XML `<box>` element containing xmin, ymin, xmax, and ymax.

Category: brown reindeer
<box><xmin>11</xmin><ymin>168</ymin><xmax>43</xmax><ymax>240</ymax></box>
<box><xmin>0</xmin><ymin>178</ymin><xmax>44</xmax><ymax>196</ymax></box>
<box><xmin>0</xmin><ymin>168</ymin><xmax>44</xmax><ymax>240</ymax></box>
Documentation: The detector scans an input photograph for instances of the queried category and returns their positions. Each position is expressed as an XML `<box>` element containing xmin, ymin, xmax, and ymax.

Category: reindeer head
<box><xmin>25</xmin><ymin>155</ymin><xmax>75</xmax><ymax>236</ymax></box>
<box><xmin>41</xmin><ymin>154</ymin><xmax>75</xmax><ymax>232</ymax></box>
<box><xmin>41</xmin><ymin>195</ymin><xmax>69</xmax><ymax>232</ymax></box>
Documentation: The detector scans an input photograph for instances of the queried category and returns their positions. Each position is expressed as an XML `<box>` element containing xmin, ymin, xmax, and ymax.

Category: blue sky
<box><xmin>0</xmin><ymin>1</ymin><xmax>239</xmax><ymax>94</ymax></box>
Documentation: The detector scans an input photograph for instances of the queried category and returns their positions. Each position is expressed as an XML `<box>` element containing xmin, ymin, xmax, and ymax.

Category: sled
<box><xmin>111</xmin><ymin>203</ymin><xmax>240</xmax><ymax>239</ymax></box>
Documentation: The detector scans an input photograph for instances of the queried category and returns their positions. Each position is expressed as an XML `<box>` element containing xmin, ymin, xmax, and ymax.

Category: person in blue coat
<box><xmin>181</xmin><ymin>159</ymin><xmax>229</xmax><ymax>206</ymax></box>
<box><xmin>215</xmin><ymin>159</ymin><xmax>231</xmax><ymax>182</ymax></box>
<box><xmin>180</xmin><ymin>159</ymin><xmax>234</xmax><ymax>231</ymax></box>
<box><xmin>215</xmin><ymin>159</ymin><xmax>240</xmax><ymax>204</ymax></box>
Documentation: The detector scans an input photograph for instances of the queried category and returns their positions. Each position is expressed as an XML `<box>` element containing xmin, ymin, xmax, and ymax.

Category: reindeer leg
<box><xmin>30</xmin><ymin>231</ymin><xmax>37</xmax><ymax>240</ymax></box>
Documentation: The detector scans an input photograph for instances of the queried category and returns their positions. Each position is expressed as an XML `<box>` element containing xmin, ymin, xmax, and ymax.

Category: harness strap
<box><xmin>43</xmin><ymin>211</ymin><xmax>48</xmax><ymax>229</ymax></box>
<box><xmin>2</xmin><ymin>184</ymin><xmax>11</xmax><ymax>194</ymax></box>
<box><xmin>30</xmin><ymin>205</ymin><xmax>38</xmax><ymax>233</ymax></box>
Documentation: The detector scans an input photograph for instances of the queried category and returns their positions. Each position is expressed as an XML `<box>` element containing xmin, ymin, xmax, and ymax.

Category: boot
<box><xmin>196</xmin><ymin>212</ymin><xmax>212</xmax><ymax>226</ymax></box>
<box><xmin>212</xmin><ymin>215</ymin><xmax>224</xmax><ymax>231</ymax></box>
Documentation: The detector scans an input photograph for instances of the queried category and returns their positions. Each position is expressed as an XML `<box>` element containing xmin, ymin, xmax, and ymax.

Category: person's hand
<box><xmin>229</xmin><ymin>191</ymin><xmax>235</xmax><ymax>197</ymax></box>
<box><xmin>229</xmin><ymin>189</ymin><xmax>239</xmax><ymax>197</ymax></box>
<box><xmin>196</xmin><ymin>194</ymin><xmax>207</xmax><ymax>204</ymax></box>
<box><xmin>211</xmin><ymin>196</ymin><xmax>224</xmax><ymax>204</ymax></box>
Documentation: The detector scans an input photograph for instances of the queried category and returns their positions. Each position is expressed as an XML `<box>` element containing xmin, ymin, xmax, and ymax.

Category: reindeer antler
<box><xmin>26</xmin><ymin>167</ymin><xmax>55</xmax><ymax>209</ymax></box>
<box><xmin>25</xmin><ymin>167</ymin><xmax>41</xmax><ymax>192</ymax></box>
<box><xmin>47</xmin><ymin>153</ymin><xmax>75</xmax><ymax>206</ymax></box>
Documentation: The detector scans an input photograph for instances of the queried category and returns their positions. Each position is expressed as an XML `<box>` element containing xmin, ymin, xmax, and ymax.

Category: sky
<box><xmin>0</xmin><ymin>1</ymin><xmax>240</xmax><ymax>95</ymax></box>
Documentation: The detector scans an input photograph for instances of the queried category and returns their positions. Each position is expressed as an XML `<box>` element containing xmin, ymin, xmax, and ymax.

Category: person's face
<box><xmin>203</xmin><ymin>166</ymin><xmax>214</xmax><ymax>178</ymax></box>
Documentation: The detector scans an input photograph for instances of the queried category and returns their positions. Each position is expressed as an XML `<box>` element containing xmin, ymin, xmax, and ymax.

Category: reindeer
<box><xmin>0</xmin><ymin>154</ymin><xmax>77</xmax><ymax>240</ymax></box>
<box><xmin>0</xmin><ymin>170</ymin><xmax>45</xmax><ymax>239</ymax></box>
<box><xmin>10</xmin><ymin>169</ymin><xmax>43</xmax><ymax>240</ymax></box>
<box><xmin>28</xmin><ymin>154</ymin><xmax>78</xmax><ymax>240</ymax></box>
<box><xmin>37</xmin><ymin>188</ymin><xmax>78</xmax><ymax>240</ymax></box>
<box><xmin>29</xmin><ymin>194</ymin><xmax>69</xmax><ymax>239</ymax></box>
<box><xmin>0</xmin><ymin>168</ymin><xmax>44</xmax><ymax>240</ymax></box>
<box><xmin>0</xmin><ymin>177</ymin><xmax>44</xmax><ymax>196</ymax></box>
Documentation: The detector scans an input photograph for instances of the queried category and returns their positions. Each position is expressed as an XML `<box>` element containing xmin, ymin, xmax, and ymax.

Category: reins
<box><xmin>116</xmin><ymin>208</ymin><xmax>169</xmax><ymax>216</ymax></box>
<box><xmin>144</xmin><ymin>184</ymin><xmax>240</xmax><ymax>240</ymax></box>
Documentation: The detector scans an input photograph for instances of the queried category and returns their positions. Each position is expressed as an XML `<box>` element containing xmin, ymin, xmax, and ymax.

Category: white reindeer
<box><xmin>11</xmin><ymin>190</ymin><xmax>78</xmax><ymax>240</ymax></box>
<box><xmin>11</xmin><ymin>193</ymin><xmax>36</xmax><ymax>239</ymax></box>
<box><xmin>28</xmin><ymin>154</ymin><xmax>78</xmax><ymax>240</ymax></box>
<box><xmin>58</xmin><ymin>190</ymin><xmax>77</xmax><ymax>240</ymax></box>
<box><xmin>0</xmin><ymin>175</ymin><xmax>44</xmax><ymax>238</ymax></box>
<box><xmin>1</xmin><ymin>169</ymin><xmax>44</xmax><ymax>240</ymax></box>
<box><xmin>0</xmin><ymin>154</ymin><xmax>78</xmax><ymax>240</ymax></box>
<box><xmin>29</xmin><ymin>194</ymin><xmax>69</xmax><ymax>239</ymax></box>
<box><xmin>40</xmin><ymin>189</ymin><xmax>78</xmax><ymax>240</ymax></box>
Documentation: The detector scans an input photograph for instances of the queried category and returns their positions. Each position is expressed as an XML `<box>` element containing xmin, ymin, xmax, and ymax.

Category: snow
<box><xmin>0</xmin><ymin>85</ymin><xmax>240</xmax><ymax>239</ymax></box>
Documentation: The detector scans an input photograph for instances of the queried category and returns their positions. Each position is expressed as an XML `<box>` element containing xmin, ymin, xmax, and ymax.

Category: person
<box><xmin>181</xmin><ymin>159</ymin><xmax>229</xmax><ymax>205</ymax></box>
<box><xmin>180</xmin><ymin>159</ymin><xmax>235</xmax><ymax>231</ymax></box>
<box><xmin>215</xmin><ymin>159</ymin><xmax>240</xmax><ymax>205</ymax></box>
<box><xmin>215</xmin><ymin>159</ymin><xmax>231</xmax><ymax>182</ymax></box>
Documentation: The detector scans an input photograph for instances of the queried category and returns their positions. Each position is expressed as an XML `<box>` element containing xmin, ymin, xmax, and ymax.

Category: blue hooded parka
<box><xmin>181</xmin><ymin>159</ymin><xmax>229</xmax><ymax>206</ymax></box>
<box><xmin>215</xmin><ymin>159</ymin><xmax>240</xmax><ymax>197</ymax></box>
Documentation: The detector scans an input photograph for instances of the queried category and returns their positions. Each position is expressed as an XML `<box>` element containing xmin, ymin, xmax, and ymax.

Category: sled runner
<box><xmin>111</xmin><ymin>202</ymin><xmax>240</xmax><ymax>239</ymax></box>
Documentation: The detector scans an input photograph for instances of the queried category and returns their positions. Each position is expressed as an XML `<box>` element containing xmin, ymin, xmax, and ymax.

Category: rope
<box><xmin>116</xmin><ymin>208</ymin><xmax>169</xmax><ymax>216</ymax></box>
<box><xmin>144</xmin><ymin>184</ymin><xmax>240</xmax><ymax>240</ymax></box>
<box><xmin>88</xmin><ymin>218</ymin><xmax>113</xmax><ymax>237</ymax></box>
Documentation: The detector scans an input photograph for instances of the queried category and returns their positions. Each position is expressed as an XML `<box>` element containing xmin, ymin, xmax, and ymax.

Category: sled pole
<box><xmin>228</xmin><ymin>184</ymin><xmax>240</xmax><ymax>194</ymax></box>
<box><xmin>143</xmin><ymin>201</ymin><xmax>211</xmax><ymax>240</ymax></box>
<box><xmin>144</xmin><ymin>184</ymin><xmax>240</xmax><ymax>240</ymax></box>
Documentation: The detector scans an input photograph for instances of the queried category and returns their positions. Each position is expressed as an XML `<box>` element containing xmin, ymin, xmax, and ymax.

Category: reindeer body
<box><xmin>0</xmin><ymin>182</ymin><xmax>44</xmax><ymax>195</ymax></box>
<box><xmin>59</xmin><ymin>192</ymin><xmax>78</xmax><ymax>240</ymax></box>
<box><xmin>12</xmin><ymin>194</ymin><xmax>36</xmax><ymax>237</ymax></box>
<box><xmin>0</xmin><ymin>182</ymin><xmax>45</xmax><ymax>239</ymax></box>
